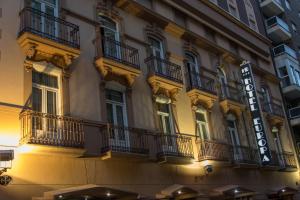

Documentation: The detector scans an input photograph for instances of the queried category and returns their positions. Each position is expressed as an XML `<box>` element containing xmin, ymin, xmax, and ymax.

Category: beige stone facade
<box><xmin>0</xmin><ymin>0</ymin><xmax>299</xmax><ymax>199</ymax></box>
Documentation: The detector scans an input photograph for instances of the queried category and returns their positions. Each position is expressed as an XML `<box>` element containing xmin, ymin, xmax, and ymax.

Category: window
<box><xmin>32</xmin><ymin>70</ymin><xmax>59</xmax><ymax>115</ymax></box>
<box><xmin>149</xmin><ymin>37</ymin><xmax>164</xmax><ymax>58</ymax></box>
<box><xmin>261</xmin><ymin>87</ymin><xmax>272</xmax><ymax>113</ymax></box>
<box><xmin>195</xmin><ymin>110</ymin><xmax>209</xmax><ymax>140</ymax></box>
<box><xmin>273</xmin><ymin>130</ymin><xmax>285</xmax><ymax>167</ymax></box>
<box><xmin>218</xmin><ymin>68</ymin><xmax>228</xmax><ymax>98</ymax></box>
<box><xmin>185</xmin><ymin>52</ymin><xmax>201</xmax><ymax>88</ymax></box>
<box><xmin>285</xmin><ymin>0</ymin><xmax>291</xmax><ymax>10</ymax></box>
<box><xmin>157</xmin><ymin>102</ymin><xmax>174</xmax><ymax>135</ymax></box>
<box><xmin>244</xmin><ymin>0</ymin><xmax>258</xmax><ymax>31</ymax></box>
<box><xmin>31</xmin><ymin>0</ymin><xmax>58</xmax><ymax>36</ymax></box>
<box><xmin>292</xmin><ymin>22</ymin><xmax>297</xmax><ymax>33</ymax></box>
<box><xmin>99</xmin><ymin>15</ymin><xmax>120</xmax><ymax>59</ymax></box>
<box><xmin>278</xmin><ymin>66</ymin><xmax>291</xmax><ymax>87</ymax></box>
<box><xmin>228</xmin><ymin>0</ymin><xmax>239</xmax><ymax>19</ymax></box>
<box><xmin>227</xmin><ymin>114</ymin><xmax>242</xmax><ymax>161</ymax></box>
<box><xmin>229</xmin><ymin>42</ymin><xmax>239</xmax><ymax>55</ymax></box>
<box><xmin>106</xmin><ymin>89</ymin><xmax>129</xmax><ymax>147</ymax></box>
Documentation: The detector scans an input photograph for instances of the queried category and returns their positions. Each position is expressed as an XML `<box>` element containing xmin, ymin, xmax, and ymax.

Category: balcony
<box><xmin>196</xmin><ymin>139</ymin><xmax>232</xmax><ymax>165</ymax></box>
<box><xmin>17</xmin><ymin>7</ymin><xmax>80</xmax><ymax>68</ymax></box>
<box><xmin>261</xmin><ymin>102</ymin><xmax>285</xmax><ymax>126</ymax></box>
<box><xmin>19</xmin><ymin>110</ymin><xmax>84</xmax><ymax>156</ymax></box>
<box><xmin>156</xmin><ymin>134</ymin><xmax>194</xmax><ymax>164</ymax></box>
<box><xmin>186</xmin><ymin>70</ymin><xmax>217</xmax><ymax>109</ymax></box>
<box><xmin>95</xmin><ymin>37</ymin><xmax>141</xmax><ymax>87</ymax></box>
<box><xmin>219</xmin><ymin>84</ymin><xmax>246</xmax><ymax>117</ymax></box>
<box><xmin>289</xmin><ymin>106</ymin><xmax>300</xmax><ymax>126</ymax></box>
<box><xmin>145</xmin><ymin>56</ymin><xmax>183</xmax><ymax>100</ymax></box>
<box><xmin>99</xmin><ymin>124</ymin><xmax>150</xmax><ymax>160</ymax></box>
<box><xmin>281</xmin><ymin>152</ymin><xmax>297</xmax><ymax>171</ymax></box>
<box><xmin>266</xmin><ymin>16</ymin><xmax>291</xmax><ymax>43</ymax></box>
<box><xmin>273</xmin><ymin>44</ymin><xmax>298</xmax><ymax>60</ymax></box>
<box><xmin>260</xmin><ymin>0</ymin><xmax>284</xmax><ymax>17</ymax></box>
<box><xmin>231</xmin><ymin>146</ymin><xmax>260</xmax><ymax>168</ymax></box>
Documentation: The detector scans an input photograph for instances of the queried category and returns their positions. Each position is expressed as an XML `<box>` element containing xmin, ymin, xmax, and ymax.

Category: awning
<box><xmin>268</xmin><ymin>187</ymin><xmax>298</xmax><ymax>199</ymax></box>
<box><xmin>211</xmin><ymin>185</ymin><xmax>256</xmax><ymax>199</ymax></box>
<box><xmin>156</xmin><ymin>184</ymin><xmax>201</xmax><ymax>199</ymax></box>
<box><xmin>38</xmin><ymin>184</ymin><xmax>141</xmax><ymax>200</ymax></box>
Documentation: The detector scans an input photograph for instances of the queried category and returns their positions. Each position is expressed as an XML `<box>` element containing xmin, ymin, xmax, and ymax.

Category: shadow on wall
<box><xmin>0</xmin><ymin>176</ymin><xmax>54</xmax><ymax>200</ymax></box>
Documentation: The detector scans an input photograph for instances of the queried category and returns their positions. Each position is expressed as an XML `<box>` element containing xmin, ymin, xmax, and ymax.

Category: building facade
<box><xmin>259</xmin><ymin>0</ymin><xmax>300</xmax><ymax>159</ymax></box>
<box><xmin>0</xmin><ymin>0</ymin><xmax>299</xmax><ymax>199</ymax></box>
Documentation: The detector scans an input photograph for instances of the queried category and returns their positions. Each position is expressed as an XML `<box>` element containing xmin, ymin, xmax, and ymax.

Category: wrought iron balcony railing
<box><xmin>145</xmin><ymin>55</ymin><xmax>183</xmax><ymax>83</ymax></box>
<box><xmin>281</xmin><ymin>152</ymin><xmax>297</xmax><ymax>168</ymax></box>
<box><xmin>261</xmin><ymin>101</ymin><xmax>285</xmax><ymax>117</ymax></box>
<box><xmin>220</xmin><ymin>84</ymin><xmax>244</xmax><ymax>103</ymax></box>
<box><xmin>156</xmin><ymin>134</ymin><xmax>194</xmax><ymax>159</ymax></box>
<box><xmin>19</xmin><ymin>7</ymin><xmax>80</xmax><ymax>49</ymax></box>
<box><xmin>99</xmin><ymin>124</ymin><xmax>149</xmax><ymax>155</ymax></box>
<box><xmin>196</xmin><ymin>139</ymin><xmax>232</xmax><ymax>162</ymax></box>
<box><xmin>186</xmin><ymin>69</ymin><xmax>216</xmax><ymax>94</ymax></box>
<box><xmin>231</xmin><ymin>145</ymin><xmax>260</xmax><ymax>165</ymax></box>
<box><xmin>101</xmin><ymin>37</ymin><xmax>140</xmax><ymax>69</ymax></box>
<box><xmin>20</xmin><ymin>110</ymin><xmax>84</xmax><ymax>148</ymax></box>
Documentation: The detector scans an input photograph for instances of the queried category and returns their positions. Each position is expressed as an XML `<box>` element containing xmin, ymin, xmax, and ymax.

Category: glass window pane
<box><xmin>196</xmin><ymin>112</ymin><xmax>206</xmax><ymax>122</ymax></box>
<box><xmin>164</xmin><ymin>116</ymin><xmax>171</xmax><ymax>135</ymax></box>
<box><xmin>116</xmin><ymin>105</ymin><xmax>125</xmax><ymax>140</ymax></box>
<box><xmin>201</xmin><ymin>124</ymin><xmax>208</xmax><ymax>140</ymax></box>
<box><xmin>32</xmin><ymin>87</ymin><xmax>42</xmax><ymax>112</ymax></box>
<box><xmin>157</xmin><ymin>103</ymin><xmax>169</xmax><ymax>113</ymax></box>
<box><xmin>47</xmin><ymin>90</ymin><xmax>57</xmax><ymax>114</ymax></box>
<box><xmin>105</xmin><ymin>89</ymin><xmax>123</xmax><ymax>103</ymax></box>
<box><xmin>106</xmin><ymin>103</ymin><xmax>114</xmax><ymax>124</ymax></box>
<box><xmin>227</xmin><ymin>120</ymin><xmax>235</xmax><ymax>128</ymax></box>
<box><xmin>32</xmin><ymin>71</ymin><xmax>58</xmax><ymax>88</ymax></box>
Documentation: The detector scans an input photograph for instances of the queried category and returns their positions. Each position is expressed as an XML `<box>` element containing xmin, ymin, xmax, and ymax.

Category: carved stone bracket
<box><xmin>24</xmin><ymin>59</ymin><xmax>33</xmax><ymax>72</ymax></box>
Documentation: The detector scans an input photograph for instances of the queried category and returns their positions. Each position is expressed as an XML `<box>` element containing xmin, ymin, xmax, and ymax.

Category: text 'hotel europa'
<box><xmin>241</xmin><ymin>61</ymin><xmax>271</xmax><ymax>165</ymax></box>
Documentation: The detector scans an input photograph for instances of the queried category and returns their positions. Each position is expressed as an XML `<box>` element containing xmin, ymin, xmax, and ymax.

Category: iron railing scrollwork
<box><xmin>101</xmin><ymin>37</ymin><xmax>140</xmax><ymax>69</ymax></box>
<box><xmin>145</xmin><ymin>55</ymin><xmax>183</xmax><ymax>83</ymax></box>
<box><xmin>19</xmin><ymin>7</ymin><xmax>80</xmax><ymax>49</ymax></box>
<box><xmin>20</xmin><ymin>110</ymin><xmax>84</xmax><ymax>148</ymax></box>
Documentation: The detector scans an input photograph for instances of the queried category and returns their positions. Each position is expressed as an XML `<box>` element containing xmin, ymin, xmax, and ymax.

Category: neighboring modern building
<box><xmin>259</xmin><ymin>0</ymin><xmax>300</xmax><ymax>151</ymax></box>
<box><xmin>0</xmin><ymin>0</ymin><xmax>299</xmax><ymax>199</ymax></box>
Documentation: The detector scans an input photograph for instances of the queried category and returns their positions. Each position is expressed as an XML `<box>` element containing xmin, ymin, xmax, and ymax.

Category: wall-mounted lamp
<box><xmin>204</xmin><ymin>164</ymin><xmax>213</xmax><ymax>174</ymax></box>
<box><xmin>271</xmin><ymin>126</ymin><xmax>279</xmax><ymax>133</ymax></box>
<box><xmin>0</xmin><ymin>150</ymin><xmax>14</xmax><ymax>186</ymax></box>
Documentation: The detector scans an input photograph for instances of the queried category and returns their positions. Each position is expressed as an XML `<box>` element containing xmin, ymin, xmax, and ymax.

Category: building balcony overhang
<box><xmin>146</xmin><ymin>56</ymin><xmax>183</xmax><ymax>101</ymax></box>
<box><xmin>18</xmin><ymin>7</ymin><xmax>80</xmax><ymax>68</ymax></box>
<box><xmin>219</xmin><ymin>99</ymin><xmax>246</xmax><ymax>117</ymax></box>
<box><xmin>282</xmin><ymin>84</ymin><xmax>300</xmax><ymax>100</ymax></box>
<box><xmin>95</xmin><ymin>37</ymin><xmax>141</xmax><ymax>87</ymax></box>
<box><xmin>19</xmin><ymin>110</ymin><xmax>84</xmax><ymax>157</ymax></box>
<box><xmin>260</xmin><ymin>0</ymin><xmax>284</xmax><ymax>17</ymax></box>
<box><xmin>267</xmin><ymin>25</ymin><xmax>291</xmax><ymax>43</ymax></box>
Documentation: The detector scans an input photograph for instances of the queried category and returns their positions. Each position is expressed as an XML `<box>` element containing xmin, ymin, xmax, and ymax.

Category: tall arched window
<box><xmin>244</xmin><ymin>0</ymin><xmax>258</xmax><ymax>32</ymax></box>
<box><xmin>218</xmin><ymin>68</ymin><xmax>228</xmax><ymax>98</ymax></box>
<box><xmin>99</xmin><ymin>15</ymin><xmax>119</xmax><ymax>41</ymax></box>
<box><xmin>227</xmin><ymin>114</ymin><xmax>242</xmax><ymax>161</ymax></box>
<box><xmin>261</xmin><ymin>87</ymin><xmax>272</xmax><ymax>112</ymax></box>
<box><xmin>99</xmin><ymin>15</ymin><xmax>120</xmax><ymax>59</ymax></box>
<box><xmin>185</xmin><ymin>52</ymin><xmax>201</xmax><ymax>88</ymax></box>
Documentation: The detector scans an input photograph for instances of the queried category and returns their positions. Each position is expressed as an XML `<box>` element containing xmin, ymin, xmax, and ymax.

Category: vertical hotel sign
<box><xmin>240</xmin><ymin>61</ymin><xmax>271</xmax><ymax>165</ymax></box>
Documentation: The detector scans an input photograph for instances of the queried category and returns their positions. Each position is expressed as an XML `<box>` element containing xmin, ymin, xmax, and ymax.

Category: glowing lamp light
<box><xmin>177</xmin><ymin>190</ymin><xmax>182</xmax><ymax>195</ymax></box>
<box><xmin>106</xmin><ymin>192</ymin><xmax>111</xmax><ymax>197</ymax></box>
<box><xmin>282</xmin><ymin>189</ymin><xmax>286</xmax><ymax>193</ymax></box>
<box><xmin>234</xmin><ymin>189</ymin><xmax>239</xmax><ymax>193</ymax></box>
<box><xmin>58</xmin><ymin>195</ymin><xmax>63</xmax><ymax>199</ymax></box>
